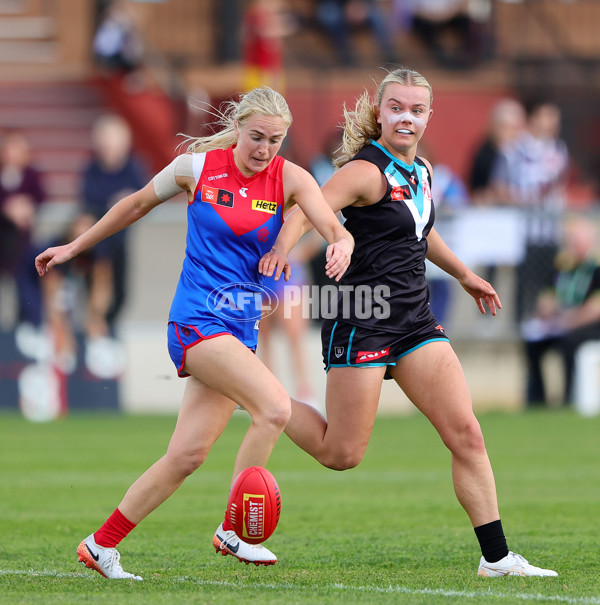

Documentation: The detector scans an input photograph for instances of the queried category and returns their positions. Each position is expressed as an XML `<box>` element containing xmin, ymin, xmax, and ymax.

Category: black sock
<box><xmin>474</xmin><ymin>519</ymin><xmax>509</xmax><ymax>563</ymax></box>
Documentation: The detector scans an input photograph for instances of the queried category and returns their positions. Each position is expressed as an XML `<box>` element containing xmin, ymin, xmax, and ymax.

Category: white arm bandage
<box><xmin>152</xmin><ymin>154</ymin><xmax>195</xmax><ymax>201</ymax></box>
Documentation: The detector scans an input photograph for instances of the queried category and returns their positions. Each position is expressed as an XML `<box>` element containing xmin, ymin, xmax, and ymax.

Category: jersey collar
<box><xmin>370</xmin><ymin>140</ymin><xmax>415</xmax><ymax>171</ymax></box>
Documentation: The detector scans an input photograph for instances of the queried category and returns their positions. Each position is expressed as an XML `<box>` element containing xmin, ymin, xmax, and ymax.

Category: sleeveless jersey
<box><xmin>333</xmin><ymin>141</ymin><xmax>436</xmax><ymax>333</ymax></box>
<box><xmin>168</xmin><ymin>147</ymin><xmax>285</xmax><ymax>346</ymax></box>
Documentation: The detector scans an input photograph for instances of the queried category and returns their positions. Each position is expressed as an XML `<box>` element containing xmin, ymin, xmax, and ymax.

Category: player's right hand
<box><xmin>324</xmin><ymin>237</ymin><xmax>353</xmax><ymax>282</ymax></box>
<box><xmin>35</xmin><ymin>244</ymin><xmax>75</xmax><ymax>276</ymax></box>
<box><xmin>258</xmin><ymin>247</ymin><xmax>292</xmax><ymax>282</ymax></box>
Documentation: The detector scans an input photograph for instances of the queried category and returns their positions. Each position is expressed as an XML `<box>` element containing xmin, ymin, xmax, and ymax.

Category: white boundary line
<box><xmin>1</xmin><ymin>569</ymin><xmax>599</xmax><ymax>604</ymax></box>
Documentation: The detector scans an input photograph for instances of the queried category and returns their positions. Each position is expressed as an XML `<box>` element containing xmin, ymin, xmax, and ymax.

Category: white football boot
<box><xmin>213</xmin><ymin>523</ymin><xmax>277</xmax><ymax>566</ymax></box>
<box><xmin>478</xmin><ymin>551</ymin><xmax>558</xmax><ymax>577</ymax></box>
<box><xmin>77</xmin><ymin>534</ymin><xmax>143</xmax><ymax>580</ymax></box>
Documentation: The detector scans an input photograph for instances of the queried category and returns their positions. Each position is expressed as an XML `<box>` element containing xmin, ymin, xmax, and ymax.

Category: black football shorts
<box><xmin>321</xmin><ymin>317</ymin><xmax>449</xmax><ymax>379</ymax></box>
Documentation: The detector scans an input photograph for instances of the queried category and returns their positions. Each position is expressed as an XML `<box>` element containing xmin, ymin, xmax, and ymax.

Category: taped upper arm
<box><xmin>152</xmin><ymin>154</ymin><xmax>195</xmax><ymax>201</ymax></box>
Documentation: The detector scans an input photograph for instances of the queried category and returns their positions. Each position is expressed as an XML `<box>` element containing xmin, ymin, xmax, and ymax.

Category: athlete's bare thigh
<box><xmin>322</xmin><ymin>365</ymin><xmax>386</xmax><ymax>455</ymax></box>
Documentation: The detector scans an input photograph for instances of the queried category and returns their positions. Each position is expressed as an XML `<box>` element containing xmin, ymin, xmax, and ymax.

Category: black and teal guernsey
<box><xmin>330</xmin><ymin>140</ymin><xmax>437</xmax><ymax>333</ymax></box>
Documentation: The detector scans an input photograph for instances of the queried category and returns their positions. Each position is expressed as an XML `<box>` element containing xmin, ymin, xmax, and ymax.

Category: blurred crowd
<box><xmin>240</xmin><ymin>0</ymin><xmax>495</xmax><ymax>74</ymax></box>
<box><xmin>0</xmin><ymin>113</ymin><xmax>146</xmax><ymax>419</ymax></box>
<box><xmin>2</xmin><ymin>0</ymin><xmax>600</xmax><ymax>415</ymax></box>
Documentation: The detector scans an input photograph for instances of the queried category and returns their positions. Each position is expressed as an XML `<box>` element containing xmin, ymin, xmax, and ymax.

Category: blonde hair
<box><xmin>334</xmin><ymin>68</ymin><xmax>433</xmax><ymax>168</ymax></box>
<box><xmin>180</xmin><ymin>87</ymin><xmax>293</xmax><ymax>153</ymax></box>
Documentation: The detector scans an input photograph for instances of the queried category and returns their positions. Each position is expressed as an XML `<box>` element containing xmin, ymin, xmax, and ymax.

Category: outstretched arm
<box><xmin>426</xmin><ymin>227</ymin><xmax>502</xmax><ymax>316</ymax></box>
<box><xmin>36</xmin><ymin>180</ymin><xmax>163</xmax><ymax>276</ymax></box>
<box><xmin>260</xmin><ymin>162</ymin><xmax>354</xmax><ymax>282</ymax></box>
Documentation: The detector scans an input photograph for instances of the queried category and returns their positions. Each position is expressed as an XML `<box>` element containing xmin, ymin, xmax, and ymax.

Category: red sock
<box><xmin>222</xmin><ymin>510</ymin><xmax>233</xmax><ymax>532</ymax></box>
<box><xmin>94</xmin><ymin>508</ymin><xmax>137</xmax><ymax>548</ymax></box>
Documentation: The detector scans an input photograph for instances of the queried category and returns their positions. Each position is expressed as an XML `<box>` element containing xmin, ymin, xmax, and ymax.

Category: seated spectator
<box><xmin>522</xmin><ymin>218</ymin><xmax>600</xmax><ymax>407</ymax></box>
<box><xmin>93</xmin><ymin>0</ymin><xmax>144</xmax><ymax>77</ymax></box>
<box><xmin>315</xmin><ymin>0</ymin><xmax>396</xmax><ymax>66</ymax></box>
<box><xmin>41</xmin><ymin>211</ymin><xmax>126</xmax><ymax>379</ymax></box>
<box><xmin>0</xmin><ymin>130</ymin><xmax>46</xmax><ymax>339</ymax></box>
<box><xmin>409</xmin><ymin>0</ymin><xmax>492</xmax><ymax>69</ymax></box>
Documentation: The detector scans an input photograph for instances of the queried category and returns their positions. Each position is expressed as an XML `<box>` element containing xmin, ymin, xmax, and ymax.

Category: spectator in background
<box><xmin>492</xmin><ymin>101</ymin><xmax>569</xmax><ymax>323</ymax></box>
<box><xmin>308</xmin><ymin>130</ymin><xmax>344</xmax><ymax>291</ymax></box>
<box><xmin>0</xmin><ymin>130</ymin><xmax>46</xmax><ymax>345</ymax></box>
<box><xmin>467</xmin><ymin>98</ymin><xmax>526</xmax><ymax>288</ymax></box>
<box><xmin>468</xmin><ymin>98</ymin><xmax>526</xmax><ymax>206</ymax></box>
<box><xmin>522</xmin><ymin>218</ymin><xmax>600</xmax><ymax>407</ymax></box>
<box><xmin>315</xmin><ymin>0</ymin><xmax>396</xmax><ymax>67</ymax></box>
<box><xmin>93</xmin><ymin>0</ymin><xmax>184</xmax><ymax>173</ymax></box>
<box><xmin>409</xmin><ymin>0</ymin><xmax>492</xmax><ymax>69</ymax></box>
<box><xmin>418</xmin><ymin>140</ymin><xmax>470</xmax><ymax>324</ymax></box>
<box><xmin>310</xmin><ymin>129</ymin><xmax>341</xmax><ymax>187</ymax></box>
<box><xmin>242</xmin><ymin>0</ymin><xmax>295</xmax><ymax>92</ymax></box>
<box><xmin>81</xmin><ymin>113</ymin><xmax>148</xmax><ymax>335</ymax></box>
<box><xmin>93</xmin><ymin>0</ymin><xmax>145</xmax><ymax>81</ymax></box>
<box><xmin>310</xmin><ymin>130</ymin><xmax>342</xmax><ymax>188</ymax></box>
<box><xmin>259</xmin><ymin>231</ymin><xmax>323</xmax><ymax>406</ymax></box>
<box><xmin>40</xmin><ymin>211</ymin><xmax>125</xmax><ymax>379</ymax></box>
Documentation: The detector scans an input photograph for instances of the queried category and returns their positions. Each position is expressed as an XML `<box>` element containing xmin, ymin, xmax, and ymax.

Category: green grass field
<box><xmin>0</xmin><ymin>408</ymin><xmax>598</xmax><ymax>604</ymax></box>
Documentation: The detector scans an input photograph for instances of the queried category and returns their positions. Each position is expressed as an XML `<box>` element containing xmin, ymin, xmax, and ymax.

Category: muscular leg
<box><xmin>119</xmin><ymin>335</ymin><xmax>291</xmax><ymax>523</ymax></box>
<box><xmin>285</xmin><ymin>366</ymin><xmax>386</xmax><ymax>470</ymax></box>
<box><xmin>184</xmin><ymin>335</ymin><xmax>291</xmax><ymax>480</ymax></box>
<box><xmin>119</xmin><ymin>376</ymin><xmax>236</xmax><ymax>523</ymax></box>
<box><xmin>388</xmin><ymin>341</ymin><xmax>500</xmax><ymax>527</ymax></box>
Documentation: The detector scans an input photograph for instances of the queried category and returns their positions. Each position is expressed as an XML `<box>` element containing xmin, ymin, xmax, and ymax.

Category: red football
<box><xmin>226</xmin><ymin>466</ymin><xmax>281</xmax><ymax>544</ymax></box>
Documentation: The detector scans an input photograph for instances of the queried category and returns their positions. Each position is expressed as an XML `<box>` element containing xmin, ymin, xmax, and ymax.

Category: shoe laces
<box><xmin>508</xmin><ymin>552</ymin><xmax>528</xmax><ymax>567</ymax></box>
<box><xmin>105</xmin><ymin>548</ymin><xmax>123</xmax><ymax>574</ymax></box>
<box><xmin>222</xmin><ymin>529</ymin><xmax>239</xmax><ymax>543</ymax></box>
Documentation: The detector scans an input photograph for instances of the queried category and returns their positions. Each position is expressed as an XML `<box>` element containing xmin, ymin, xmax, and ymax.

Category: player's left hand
<box><xmin>259</xmin><ymin>248</ymin><xmax>291</xmax><ymax>281</ymax></box>
<box><xmin>459</xmin><ymin>271</ymin><xmax>502</xmax><ymax>316</ymax></box>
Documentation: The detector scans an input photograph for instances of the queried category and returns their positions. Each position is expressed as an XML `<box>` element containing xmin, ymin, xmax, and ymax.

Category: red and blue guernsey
<box><xmin>168</xmin><ymin>146</ymin><xmax>285</xmax><ymax>349</ymax></box>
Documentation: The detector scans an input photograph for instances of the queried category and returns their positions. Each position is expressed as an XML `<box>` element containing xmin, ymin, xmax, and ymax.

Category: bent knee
<box><xmin>273</xmin><ymin>400</ymin><xmax>293</xmax><ymax>429</ymax></box>
<box><xmin>252</xmin><ymin>387</ymin><xmax>292</xmax><ymax>429</ymax></box>
<box><xmin>166</xmin><ymin>447</ymin><xmax>209</xmax><ymax>478</ymax></box>
<box><xmin>320</xmin><ymin>448</ymin><xmax>364</xmax><ymax>471</ymax></box>
<box><xmin>443</xmin><ymin>418</ymin><xmax>486</xmax><ymax>455</ymax></box>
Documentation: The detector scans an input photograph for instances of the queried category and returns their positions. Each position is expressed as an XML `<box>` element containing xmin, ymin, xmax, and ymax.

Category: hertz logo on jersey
<box><xmin>252</xmin><ymin>199</ymin><xmax>277</xmax><ymax>214</ymax></box>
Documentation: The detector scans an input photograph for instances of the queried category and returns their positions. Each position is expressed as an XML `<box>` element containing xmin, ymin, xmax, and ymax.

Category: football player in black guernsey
<box><xmin>261</xmin><ymin>67</ymin><xmax>558</xmax><ymax>578</ymax></box>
